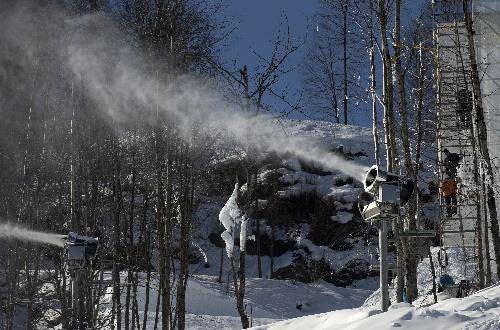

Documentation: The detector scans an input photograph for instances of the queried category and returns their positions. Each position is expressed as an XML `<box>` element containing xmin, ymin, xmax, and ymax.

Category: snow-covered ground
<box><xmin>95</xmin><ymin>273</ymin><xmax>374</xmax><ymax>329</ymax></box>
<box><xmin>254</xmin><ymin>283</ymin><xmax>500</xmax><ymax>330</ymax></box>
<box><xmin>254</xmin><ymin>246</ymin><xmax>500</xmax><ymax>330</ymax></box>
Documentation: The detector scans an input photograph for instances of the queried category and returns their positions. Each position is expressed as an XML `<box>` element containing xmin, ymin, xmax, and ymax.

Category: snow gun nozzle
<box><xmin>65</xmin><ymin>232</ymin><xmax>99</xmax><ymax>270</ymax></box>
<box><xmin>362</xmin><ymin>165</ymin><xmax>414</xmax><ymax>209</ymax></box>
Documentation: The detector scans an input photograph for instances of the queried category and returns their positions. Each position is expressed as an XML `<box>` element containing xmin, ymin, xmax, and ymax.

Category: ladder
<box><xmin>434</xmin><ymin>2</ymin><xmax>483</xmax><ymax>285</ymax></box>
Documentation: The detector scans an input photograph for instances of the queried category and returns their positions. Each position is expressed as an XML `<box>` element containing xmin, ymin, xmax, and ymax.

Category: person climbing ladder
<box><xmin>443</xmin><ymin>149</ymin><xmax>462</xmax><ymax>178</ymax></box>
<box><xmin>441</xmin><ymin>175</ymin><xmax>458</xmax><ymax>217</ymax></box>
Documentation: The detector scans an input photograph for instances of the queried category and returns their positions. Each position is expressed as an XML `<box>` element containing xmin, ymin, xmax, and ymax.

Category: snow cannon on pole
<box><xmin>65</xmin><ymin>232</ymin><xmax>98</xmax><ymax>330</ymax></box>
<box><xmin>360</xmin><ymin>165</ymin><xmax>414</xmax><ymax>220</ymax></box>
<box><xmin>358</xmin><ymin>165</ymin><xmax>414</xmax><ymax>312</ymax></box>
<box><xmin>66</xmin><ymin>232</ymin><xmax>98</xmax><ymax>269</ymax></box>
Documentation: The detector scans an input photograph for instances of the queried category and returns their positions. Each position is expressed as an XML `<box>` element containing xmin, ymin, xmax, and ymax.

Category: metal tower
<box><xmin>433</xmin><ymin>0</ymin><xmax>486</xmax><ymax>287</ymax></box>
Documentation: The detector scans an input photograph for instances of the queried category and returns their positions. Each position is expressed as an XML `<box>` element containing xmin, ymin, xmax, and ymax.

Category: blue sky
<box><xmin>221</xmin><ymin>0</ymin><xmax>427</xmax><ymax>127</ymax></box>
<box><xmin>222</xmin><ymin>1</ymin><xmax>317</xmax><ymax>119</ymax></box>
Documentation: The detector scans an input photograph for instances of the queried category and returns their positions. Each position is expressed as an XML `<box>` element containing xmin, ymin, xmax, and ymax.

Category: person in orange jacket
<box><xmin>441</xmin><ymin>176</ymin><xmax>458</xmax><ymax>217</ymax></box>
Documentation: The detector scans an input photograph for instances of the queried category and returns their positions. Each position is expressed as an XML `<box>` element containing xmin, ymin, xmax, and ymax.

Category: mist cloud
<box><xmin>0</xmin><ymin>1</ymin><xmax>370</xmax><ymax>183</ymax></box>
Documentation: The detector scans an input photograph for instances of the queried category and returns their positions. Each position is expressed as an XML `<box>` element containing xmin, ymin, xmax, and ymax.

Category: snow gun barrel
<box><xmin>65</xmin><ymin>232</ymin><xmax>99</xmax><ymax>270</ymax></box>
<box><xmin>363</xmin><ymin>165</ymin><xmax>414</xmax><ymax>204</ymax></box>
<box><xmin>363</xmin><ymin>165</ymin><xmax>400</xmax><ymax>194</ymax></box>
<box><xmin>360</xmin><ymin>165</ymin><xmax>415</xmax><ymax>221</ymax></box>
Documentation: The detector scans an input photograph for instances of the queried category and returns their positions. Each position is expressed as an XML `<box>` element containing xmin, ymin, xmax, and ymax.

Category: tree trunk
<box><xmin>369</xmin><ymin>5</ymin><xmax>380</xmax><ymax>167</ymax></box>
<box><xmin>142</xmin><ymin>198</ymin><xmax>151</xmax><ymax>330</ymax></box>
<box><xmin>125</xmin><ymin>152</ymin><xmax>137</xmax><ymax>330</ymax></box>
<box><xmin>253</xmin><ymin>174</ymin><xmax>262</xmax><ymax>278</ymax></box>
<box><xmin>378</xmin><ymin>0</ymin><xmax>402</xmax><ymax>301</ymax></box>
<box><xmin>153</xmin><ymin>285</ymin><xmax>161</xmax><ymax>330</ymax></box>
<box><xmin>482</xmin><ymin>177</ymin><xmax>492</xmax><ymax>285</ymax></box>
<box><xmin>394</xmin><ymin>0</ymin><xmax>417</xmax><ymax>302</ymax></box>
<box><xmin>175</xmin><ymin>156</ymin><xmax>193</xmax><ymax>330</ymax></box>
<box><xmin>234</xmin><ymin>251</ymin><xmax>250</xmax><ymax>329</ymax></box>
<box><xmin>394</xmin><ymin>0</ymin><xmax>413</xmax><ymax>178</ymax></box>
<box><xmin>342</xmin><ymin>0</ymin><xmax>349</xmax><ymax>124</ymax></box>
<box><xmin>378</xmin><ymin>0</ymin><xmax>397</xmax><ymax>172</ymax></box>
<box><xmin>112</xmin><ymin>137</ymin><xmax>122</xmax><ymax>330</ymax></box>
<box><xmin>429</xmin><ymin>248</ymin><xmax>438</xmax><ymax>304</ymax></box>
<box><xmin>218</xmin><ymin>247</ymin><xmax>224</xmax><ymax>283</ymax></box>
<box><xmin>270</xmin><ymin>217</ymin><xmax>275</xmax><ymax>279</ymax></box>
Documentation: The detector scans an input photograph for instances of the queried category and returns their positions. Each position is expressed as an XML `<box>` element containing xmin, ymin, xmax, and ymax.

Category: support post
<box><xmin>379</xmin><ymin>219</ymin><xmax>389</xmax><ymax>311</ymax></box>
<box><xmin>72</xmin><ymin>269</ymin><xmax>85</xmax><ymax>330</ymax></box>
<box><xmin>72</xmin><ymin>270</ymin><xmax>80</xmax><ymax>328</ymax></box>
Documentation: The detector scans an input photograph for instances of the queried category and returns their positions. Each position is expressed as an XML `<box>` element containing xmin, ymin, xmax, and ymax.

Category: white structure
<box><xmin>434</xmin><ymin>0</ymin><xmax>500</xmax><ymax>285</ymax></box>
<box><xmin>475</xmin><ymin>1</ymin><xmax>500</xmax><ymax>192</ymax></box>
<box><xmin>475</xmin><ymin>0</ymin><xmax>500</xmax><ymax>282</ymax></box>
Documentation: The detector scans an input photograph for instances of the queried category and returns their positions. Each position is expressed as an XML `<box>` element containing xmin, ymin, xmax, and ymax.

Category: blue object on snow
<box><xmin>440</xmin><ymin>274</ymin><xmax>455</xmax><ymax>287</ymax></box>
<box><xmin>402</xmin><ymin>289</ymin><xmax>408</xmax><ymax>303</ymax></box>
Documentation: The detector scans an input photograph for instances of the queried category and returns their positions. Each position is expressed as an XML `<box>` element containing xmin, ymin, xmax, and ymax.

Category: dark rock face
<box><xmin>246</xmin><ymin>233</ymin><xmax>294</xmax><ymax>257</ymax></box>
<box><xmin>273</xmin><ymin>253</ymin><xmax>336</xmax><ymax>284</ymax></box>
<box><xmin>333</xmin><ymin>258</ymin><xmax>370</xmax><ymax>287</ymax></box>
<box><xmin>207</xmin><ymin>151</ymin><xmax>380</xmax><ymax>287</ymax></box>
<box><xmin>208</xmin><ymin>231</ymin><xmax>225</xmax><ymax>248</ymax></box>
<box><xmin>273</xmin><ymin>253</ymin><xmax>371</xmax><ymax>287</ymax></box>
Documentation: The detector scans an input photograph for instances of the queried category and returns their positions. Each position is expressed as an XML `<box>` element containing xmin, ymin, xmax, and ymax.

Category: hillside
<box><xmin>194</xmin><ymin>118</ymin><xmax>378</xmax><ymax>284</ymax></box>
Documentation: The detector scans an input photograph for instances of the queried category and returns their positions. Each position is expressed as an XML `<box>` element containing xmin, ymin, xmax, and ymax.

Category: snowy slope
<box><xmin>274</xmin><ymin>119</ymin><xmax>373</xmax><ymax>157</ymax></box>
<box><xmin>254</xmin><ymin>284</ymin><xmax>500</xmax><ymax>330</ymax></box>
<box><xmin>91</xmin><ymin>273</ymin><xmax>374</xmax><ymax>329</ymax></box>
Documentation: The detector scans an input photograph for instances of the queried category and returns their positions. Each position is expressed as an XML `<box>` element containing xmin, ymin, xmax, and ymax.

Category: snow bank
<box><xmin>254</xmin><ymin>283</ymin><xmax>500</xmax><ymax>329</ymax></box>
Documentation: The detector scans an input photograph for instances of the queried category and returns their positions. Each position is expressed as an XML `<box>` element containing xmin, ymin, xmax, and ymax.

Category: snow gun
<box><xmin>65</xmin><ymin>232</ymin><xmax>99</xmax><ymax>270</ymax></box>
<box><xmin>359</xmin><ymin>165</ymin><xmax>414</xmax><ymax>221</ymax></box>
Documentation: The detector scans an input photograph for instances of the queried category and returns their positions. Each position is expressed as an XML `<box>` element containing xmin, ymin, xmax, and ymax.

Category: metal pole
<box><xmin>379</xmin><ymin>219</ymin><xmax>389</xmax><ymax>311</ymax></box>
<box><xmin>72</xmin><ymin>270</ymin><xmax>80</xmax><ymax>328</ymax></box>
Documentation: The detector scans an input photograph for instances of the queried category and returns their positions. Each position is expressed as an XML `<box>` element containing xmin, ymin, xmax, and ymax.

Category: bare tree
<box><xmin>303</xmin><ymin>0</ymin><xmax>363</xmax><ymax>123</ymax></box>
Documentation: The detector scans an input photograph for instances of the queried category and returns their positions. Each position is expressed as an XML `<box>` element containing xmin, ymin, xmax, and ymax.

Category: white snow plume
<box><xmin>0</xmin><ymin>222</ymin><xmax>66</xmax><ymax>248</ymax></box>
<box><xmin>0</xmin><ymin>2</ymin><xmax>370</xmax><ymax>183</ymax></box>
<box><xmin>64</xmin><ymin>34</ymin><xmax>369</xmax><ymax>182</ymax></box>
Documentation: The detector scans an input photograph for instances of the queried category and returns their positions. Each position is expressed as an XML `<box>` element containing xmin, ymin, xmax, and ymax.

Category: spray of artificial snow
<box><xmin>64</xmin><ymin>31</ymin><xmax>370</xmax><ymax>182</ymax></box>
<box><xmin>0</xmin><ymin>222</ymin><xmax>66</xmax><ymax>247</ymax></box>
<box><xmin>0</xmin><ymin>3</ymin><xmax>370</xmax><ymax>183</ymax></box>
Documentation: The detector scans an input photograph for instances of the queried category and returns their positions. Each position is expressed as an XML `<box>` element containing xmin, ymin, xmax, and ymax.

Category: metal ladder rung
<box><xmin>437</xmin><ymin>136</ymin><xmax>473</xmax><ymax>140</ymax></box>
<box><xmin>439</xmin><ymin>204</ymin><xmax>479</xmax><ymax>208</ymax></box>
<box><xmin>439</xmin><ymin>70</ymin><xmax>470</xmax><ymax>74</ymax></box>
<box><xmin>438</xmin><ymin>129</ymin><xmax>471</xmax><ymax>134</ymax></box>
<box><xmin>436</xmin><ymin>144</ymin><xmax>473</xmax><ymax>148</ymax></box>
<box><xmin>442</xmin><ymin>245</ymin><xmax>476</xmax><ymax>249</ymax></box>
<box><xmin>438</xmin><ymin>91</ymin><xmax>463</xmax><ymax>96</ymax></box>
<box><xmin>437</xmin><ymin>124</ymin><xmax>472</xmax><ymax>128</ymax></box>
<box><xmin>439</xmin><ymin>69</ymin><xmax>471</xmax><ymax>74</ymax></box>
<box><xmin>439</xmin><ymin>114</ymin><xmax>469</xmax><ymax>118</ymax></box>
<box><xmin>440</xmin><ymin>217</ymin><xmax>480</xmax><ymax>221</ymax></box>
<box><xmin>440</xmin><ymin>82</ymin><xmax>469</xmax><ymax>87</ymax></box>
<box><xmin>437</xmin><ymin>129</ymin><xmax>472</xmax><ymax>133</ymax></box>
<box><xmin>437</xmin><ymin>134</ymin><xmax>472</xmax><ymax>138</ymax></box>
<box><xmin>441</xmin><ymin>225</ymin><xmax>476</xmax><ymax>229</ymax></box>
<box><xmin>441</xmin><ymin>230</ymin><xmax>476</xmax><ymax>234</ymax></box>
<box><xmin>438</xmin><ymin>45</ymin><xmax>470</xmax><ymax>49</ymax></box>
<box><xmin>398</xmin><ymin>230</ymin><xmax>436</xmax><ymax>238</ymax></box>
